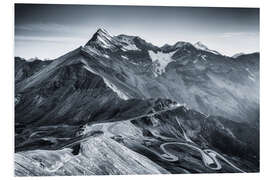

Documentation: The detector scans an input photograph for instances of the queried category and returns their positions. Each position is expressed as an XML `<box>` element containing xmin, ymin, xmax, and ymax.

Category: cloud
<box><xmin>15</xmin><ymin>35</ymin><xmax>85</xmax><ymax>43</ymax></box>
<box><xmin>15</xmin><ymin>23</ymin><xmax>73</xmax><ymax>33</ymax></box>
<box><xmin>219</xmin><ymin>32</ymin><xmax>259</xmax><ymax>38</ymax></box>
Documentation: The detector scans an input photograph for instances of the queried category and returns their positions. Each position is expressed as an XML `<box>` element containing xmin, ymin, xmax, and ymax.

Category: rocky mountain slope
<box><xmin>15</xmin><ymin>28</ymin><xmax>259</xmax><ymax>176</ymax></box>
<box><xmin>15</xmin><ymin>57</ymin><xmax>52</xmax><ymax>83</ymax></box>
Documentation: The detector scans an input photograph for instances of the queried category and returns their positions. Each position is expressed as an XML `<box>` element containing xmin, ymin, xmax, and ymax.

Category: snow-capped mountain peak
<box><xmin>173</xmin><ymin>41</ymin><xmax>191</xmax><ymax>48</ymax></box>
<box><xmin>115</xmin><ymin>34</ymin><xmax>141</xmax><ymax>51</ymax></box>
<box><xmin>85</xmin><ymin>28</ymin><xmax>115</xmax><ymax>48</ymax></box>
<box><xmin>232</xmin><ymin>53</ymin><xmax>245</xmax><ymax>59</ymax></box>
<box><xmin>194</xmin><ymin>41</ymin><xmax>208</xmax><ymax>50</ymax></box>
<box><xmin>194</xmin><ymin>41</ymin><xmax>221</xmax><ymax>55</ymax></box>
<box><xmin>85</xmin><ymin>28</ymin><xmax>142</xmax><ymax>51</ymax></box>
<box><xmin>95</xmin><ymin>28</ymin><xmax>114</xmax><ymax>41</ymax></box>
<box><xmin>96</xmin><ymin>28</ymin><xmax>109</xmax><ymax>34</ymax></box>
<box><xmin>94</xmin><ymin>28</ymin><xmax>112</xmax><ymax>38</ymax></box>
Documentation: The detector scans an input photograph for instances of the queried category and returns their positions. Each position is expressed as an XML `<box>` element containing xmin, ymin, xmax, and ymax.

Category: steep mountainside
<box><xmin>15</xmin><ymin>28</ymin><xmax>259</xmax><ymax>175</ymax></box>
<box><xmin>81</xmin><ymin>29</ymin><xmax>259</xmax><ymax>124</ymax></box>
<box><xmin>15</xmin><ymin>57</ymin><xmax>52</xmax><ymax>83</ymax></box>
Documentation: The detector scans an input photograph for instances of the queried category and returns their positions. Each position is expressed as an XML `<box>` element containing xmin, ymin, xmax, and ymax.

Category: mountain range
<box><xmin>14</xmin><ymin>28</ymin><xmax>259</xmax><ymax>176</ymax></box>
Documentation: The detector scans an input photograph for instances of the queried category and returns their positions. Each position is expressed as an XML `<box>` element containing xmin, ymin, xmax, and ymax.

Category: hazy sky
<box><xmin>15</xmin><ymin>4</ymin><xmax>259</xmax><ymax>59</ymax></box>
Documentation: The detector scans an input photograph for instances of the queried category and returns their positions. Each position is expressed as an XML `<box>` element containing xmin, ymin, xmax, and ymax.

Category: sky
<box><xmin>15</xmin><ymin>4</ymin><xmax>259</xmax><ymax>59</ymax></box>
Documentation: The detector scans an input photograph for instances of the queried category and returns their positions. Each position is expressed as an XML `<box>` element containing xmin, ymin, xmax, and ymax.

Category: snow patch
<box><xmin>97</xmin><ymin>36</ymin><xmax>113</xmax><ymax>49</ymax></box>
<box><xmin>169</xmin><ymin>102</ymin><xmax>183</xmax><ymax>108</ymax></box>
<box><xmin>232</xmin><ymin>53</ymin><xmax>245</xmax><ymax>59</ymax></box>
<box><xmin>148</xmin><ymin>50</ymin><xmax>176</xmax><ymax>76</ymax></box>
<box><xmin>122</xmin><ymin>44</ymin><xmax>140</xmax><ymax>51</ymax></box>
<box><xmin>84</xmin><ymin>47</ymin><xmax>102</xmax><ymax>56</ymax></box>
<box><xmin>121</xmin><ymin>55</ymin><xmax>128</xmax><ymax>60</ymax></box>
<box><xmin>84</xmin><ymin>46</ymin><xmax>111</xmax><ymax>59</ymax></box>
<box><xmin>84</xmin><ymin>47</ymin><xmax>99</xmax><ymax>55</ymax></box>
<box><xmin>83</xmin><ymin>65</ymin><xmax>98</xmax><ymax>75</ymax></box>
<box><xmin>103</xmin><ymin>78</ymin><xmax>130</xmax><ymax>100</ymax></box>
<box><xmin>83</xmin><ymin>65</ymin><xmax>129</xmax><ymax>100</ymax></box>
<box><xmin>93</xmin><ymin>29</ymin><xmax>115</xmax><ymax>49</ymax></box>
<box><xmin>116</xmin><ymin>36</ymin><xmax>140</xmax><ymax>51</ymax></box>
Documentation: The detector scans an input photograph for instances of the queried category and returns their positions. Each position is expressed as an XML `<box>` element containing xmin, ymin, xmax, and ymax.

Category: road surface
<box><xmin>51</xmin><ymin>105</ymin><xmax>245</xmax><ymax>173</ymax></box>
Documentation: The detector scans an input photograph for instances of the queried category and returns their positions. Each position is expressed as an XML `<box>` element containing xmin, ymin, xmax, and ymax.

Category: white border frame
<box><xmin>1</xmin><ymin>0</ymin><xmax>269</xmax><ymax>180</ymax></box>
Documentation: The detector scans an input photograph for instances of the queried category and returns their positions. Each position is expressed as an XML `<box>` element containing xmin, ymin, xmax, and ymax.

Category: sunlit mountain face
<box><xmin>15</xmin><ymin>28</ymin><xmax>259</xmax><ymax>176</ymax></box>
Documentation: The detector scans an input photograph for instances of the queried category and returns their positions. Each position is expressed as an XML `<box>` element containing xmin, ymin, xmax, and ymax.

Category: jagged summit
<box><xmin>194</xmin><ymin>41</ymin><xmax>207</xmax><ymax>49</ymax></box>
<box><xmin>96</xmin><ymin>28</ymin><xmax>109</xmax><ymax>33</ymax></box>
<box><xmin>115</xmin><ymin>34</ymin><xmax>137</xmax><ymax>40</ymax></box>
<box><xmin>85</xmin><ymin>28</ymin><xmax>159</xmax><ymax>52</ymax></box>
<box><xmin>85</xmin><ymin>29</ymin><xmax>226</xmax><ymax>56</ymax></box>
<box><xmin>85</xmin><ymin>28</ymin><xmax>114</xmax><ymax>47</ymax></box>
<box><xmin>173</xmin><ymin>41</ymin><xmax>191</xmax><ymax>48</ymax></box>
<box><xmin>194</xmin><ymin>41</ymin><xmax>221</xmax><ymax>55</ymax></box>
<box><xmin>93</xmin><ymin>28</ymin><xmax>111</xmax><ymax>37</ymax></box>
<box><xmin>94</xmin><ymin>28</ymin><xmax>112</xmax><ymax>39</ymax></box>
<box><xmin>160</xmin><ymin>41</ymin><xmax>194</xmax><ymax>52</ymax></box>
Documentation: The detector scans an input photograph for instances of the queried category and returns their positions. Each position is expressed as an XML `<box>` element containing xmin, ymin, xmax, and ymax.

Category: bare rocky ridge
<box><xmin>15</xmin><ymin>28</ymin><xmax>259</xmax><ymax>175</ymax></box>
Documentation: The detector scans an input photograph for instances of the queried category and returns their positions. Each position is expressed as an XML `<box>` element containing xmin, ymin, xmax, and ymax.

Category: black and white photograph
<box><xmin>14</xmin><ymin>3</ymin><xmax>259</xmax><ymax>176</ymax></box>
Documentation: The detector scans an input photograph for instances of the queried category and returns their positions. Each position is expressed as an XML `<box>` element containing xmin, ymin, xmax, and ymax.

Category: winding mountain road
<box><xmin>160</xmin><ymin>142</ymin><xmax>221</xmax><ymax>170</ymax></box>
<box><xmin>204</xmin><ymin>149</ymin><xmax>246</xmax><ymax>173</ymax></box>
<box><xmin>105</xmin><ymin>117</ymin><xmax>245</xmax><ymax>173</ymax></box>
<box><xmin>58</xmin><ymin>105</ymin><xmax>245</xmax><ymax>173</ymax></box>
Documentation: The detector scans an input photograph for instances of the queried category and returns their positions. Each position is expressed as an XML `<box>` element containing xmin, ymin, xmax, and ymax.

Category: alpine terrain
<box><xmin>15</xmin><ymin>28</ymin><xmax>259</xmax><ymax>176</ymax></box>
